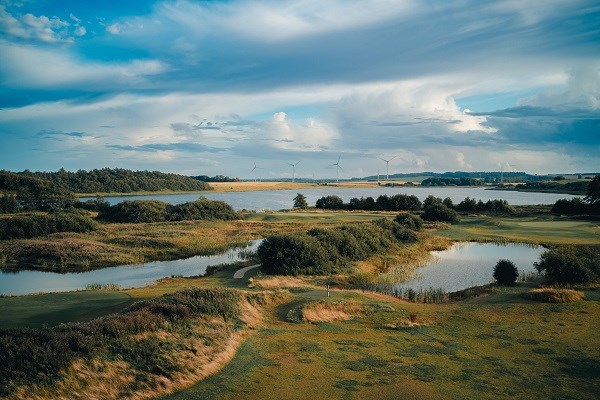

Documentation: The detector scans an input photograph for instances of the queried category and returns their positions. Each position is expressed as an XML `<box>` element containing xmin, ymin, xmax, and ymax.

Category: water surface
<box><xmin>82</xmin><ymin>187</ymin><xmax>577</xmax><ymax>210</ymax></box>
<box><xmin>394</xmin><ymin>242</ymin><xmax>544</xmax><ymax>293</ymax></box>
<box><xmin>0</xmin><ymin>240</ymin><xmax>261</xmax><ymax>296</ymax></box>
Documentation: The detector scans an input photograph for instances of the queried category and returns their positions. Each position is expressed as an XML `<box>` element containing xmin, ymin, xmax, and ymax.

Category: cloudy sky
<box><xmin>1</xmin><ymin>0</ymin><xmax>599</xmax><ymax>179</ymax></box>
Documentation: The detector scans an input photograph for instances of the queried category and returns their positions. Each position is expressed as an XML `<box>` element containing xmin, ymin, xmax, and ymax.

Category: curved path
<box><xmin>233</xmin><ymin>264</ymin><xmax>261</xmax><ymax>279</ymax></box>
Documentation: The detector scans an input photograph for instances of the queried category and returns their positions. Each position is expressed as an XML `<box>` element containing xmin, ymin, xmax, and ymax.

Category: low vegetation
<box><xmin>535</xmin><ymin>246</ymin><xmax>599</xmax><ymax>284</ymax></box>
<box><xmin>493</xmin><ymin>259</ymin><xmax>519</xmax><ymax>286</ymax></box>
<box><xmin>521</xmin><ymin>288</ymin><xmax>585</xmax><ymax>303</ymax></box>
<box><xmin>287</xmin><ymin>300</ymin><xmax>365</xmax><ymax>323</ymax></box>
<box><xmin>0</xmin><ymin>288</ymin><xmax>269</xmax><ymax>400</ymax></box>
<box><xmin>257</xmin><ymin>218</ymin><xmax>417</xmax><ymax>276</ymax></box>
<box><xmin>100</xmin><ymin>198</ymin><xmax>240</xmax><ymax>223</ymax></box>
<box><xmin>0</xmin><ymin>212</ymin><xmax>97</xmax><ymax>240</ymax></box>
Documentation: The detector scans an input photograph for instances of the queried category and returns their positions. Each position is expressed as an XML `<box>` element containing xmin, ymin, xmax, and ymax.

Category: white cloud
<box><xmin>520</xmin><ymin>65</ymin><xmax>600</xmax><ymax>110</ymax></box>
<box><xmin>0</xmin><ymin>41</ymin><xmax>167</xmax><ymax>88</ymax></box>
<box><xmin>154</xmin><ymin>0</ymin><xmax>416</xmax><ymax>42</ymax></box>
<box><xmin>0</xmin><ymin>5</ymin><xmax>83</xmax><ymax>43</ymax></box>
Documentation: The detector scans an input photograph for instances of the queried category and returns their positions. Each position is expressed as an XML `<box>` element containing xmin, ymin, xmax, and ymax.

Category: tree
<box><xmin>315</xmin><ymin>195</ymin><xmax>344</xmax><ymax>209</ymax></box>
<box><xmin>535</xmin><ymin>247</ymin><xmax>596</xmax><ymax>284</ymax></box>
<box><xmin>422</xmin><ymin>203</ymin><xmax>459</xmax><ymax>223</ymax></box>
<box><xmin>585</xmin><ymin>175</ymin><xmax>600</xmax><ymax>205</ymax></box>
<box><xmin>493</xmin><ymin>259</ymin><xmax>519</xmax><ymax>285</ymax></box>
<box><xmin>293</xmin><ymin>193</ymin><xmax>308</xmax><ymax>209</ymax></box>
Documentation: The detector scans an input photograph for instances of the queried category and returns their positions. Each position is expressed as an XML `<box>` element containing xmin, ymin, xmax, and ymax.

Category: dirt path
<box><xmin>233</xmin><ymin>264</ymin><xmax>261</xmax><ymax>279</ymax></box>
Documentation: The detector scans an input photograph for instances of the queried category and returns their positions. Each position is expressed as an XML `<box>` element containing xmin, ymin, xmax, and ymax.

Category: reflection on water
<box><xmin>0</xmin><ymin>240</ymin><xmax>261</xmax><ymax>296</ymax></box>
<box><xmin>393</xmin><ymin>242</ymin><xmax>544</xmax><ymax>293</ymax></box>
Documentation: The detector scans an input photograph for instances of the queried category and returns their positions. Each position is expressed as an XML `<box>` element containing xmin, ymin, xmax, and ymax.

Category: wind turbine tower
<box><xmin>330</xmin><ymin>154</ymin><xmax>342</xmax><ymax>183</ymax></box>
<box><xmin>380</xmin><ymin>156</ymin><xmax>396</xmax><ymax>180</ymax></box>
<box><xmin>288</xmin><ymin>160</ymin><xmax>301</xmax><ymax>182</ymax></box>
<box><xmin>251</xmin><ymin>162</ymin><xmax>258</xmax><ymax>182</ymax></box>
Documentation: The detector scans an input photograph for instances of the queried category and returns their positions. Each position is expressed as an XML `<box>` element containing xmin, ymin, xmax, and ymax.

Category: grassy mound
<box><xmin>287</xmin><ymin>300</ymin><xmax>364</xmax><ymax>323</ymax></box>
<box><xmin>0</xmin><ymin>288</ymin><xmax>271</xmax><ymax>400</ymax></box>
<box><xmin>521</xmin><ymin>288</ymin><xmax>585</xmax><ymax>303</ymax></box>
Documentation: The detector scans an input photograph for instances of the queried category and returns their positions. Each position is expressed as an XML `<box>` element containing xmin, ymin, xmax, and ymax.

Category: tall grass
<box><xmin>85</xmin><ymin>282</ymin><xmax>122</xmax><ymax>291</ymax></box>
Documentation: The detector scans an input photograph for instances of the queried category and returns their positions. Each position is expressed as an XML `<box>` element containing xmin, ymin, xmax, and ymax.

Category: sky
<box><xmin>0</xmin><ymin>0</ymin><xmax>599</xmax><ymax>179</ymax></box>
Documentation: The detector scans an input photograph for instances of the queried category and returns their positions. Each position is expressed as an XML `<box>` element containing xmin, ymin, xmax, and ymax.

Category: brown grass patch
<box><xmin>298</xmin><ymin>300</ymin><xmax>364</xmax><ymax>323</ymax></box>
<box><xmin>248</xmin><ymin>276</ymin><xmax>315</xmax><ymax>290</ymax></box>
<box><xmin>521</xmin><ymin>288</ymin><xmax>585</xmax><ymax>303</ymax></box>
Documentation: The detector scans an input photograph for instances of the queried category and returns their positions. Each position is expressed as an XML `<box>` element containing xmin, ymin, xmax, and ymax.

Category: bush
<box><xmin>101</xmin><ymin>200</ymin><xmax>169</xmax><ymax>223</ymax></box>
<box><xmin>168</xmin><ymin>198</ymin><xmax>240</xmax><ymax>221</ymax></box>
<box><xmin>373</xmin><ymin>218</ymin><xmax>418</xmax><ymax>243</ymax></box>
<box><xmin>535</xmin><ymin>247</ymin><xmax>597</xmax><ymax>284</ymax></box>
<box><xmin>101</xmin><ymin>198</ymin><xmax>240</xmax><ymax>223</ymax></box>
<box><xmin>493</xmin><ymin>259</ymin><xmax>519</xmax><ymax>285</ymax></box>
<box><xmin>257</xmin><ymin>234</ymin><xmax>335</xmax><ymax>275</ymax></box>
<box><xmin>422</xmin><ymin>203</ymin><xmax>459</xmax><ymax>223</ymax></box>
<box><xmin>0</xmin><ymin>212</ymin><xmax>97</xmax><ymax>240</ymax></box>
<box><xmin>394</xmin><ymin>213</ymin><xmax>423</xmax><ymax>231</ymax></box>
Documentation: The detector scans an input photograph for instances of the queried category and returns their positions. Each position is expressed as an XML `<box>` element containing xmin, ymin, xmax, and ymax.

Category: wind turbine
<box><xmin>288</xmin><ymin>160</ymin><xmax>301</xmax><ymax>182</ymax></box>
<box><xmin>251</xmin><ymin>162</ymin><xmax>258</xmax><ymax>182</ymax></box>
<box><xmin>329</xmin><ymin>154</ymin><xmax>342</xmax><ymax>183</ymax></box>
<box><xmin>380</xmin><ymin>156</ymin><xmax>396</xmax><ymax>180</ymax></box>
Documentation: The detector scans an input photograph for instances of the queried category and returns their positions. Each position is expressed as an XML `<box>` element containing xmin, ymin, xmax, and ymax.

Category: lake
<box><xmin>82</xmin><ymin>187</ymin><xmax>577</xmax><ymax>210</ymax></box>
<box><xmin>393</xmin><ymin>242</ymin><xmax>544</xmax><ymax>293</ymax></box>
<box><xmin>0</xmin><ymin>240</ymin><xmax>261</xmax><ymax>296</ymax></box>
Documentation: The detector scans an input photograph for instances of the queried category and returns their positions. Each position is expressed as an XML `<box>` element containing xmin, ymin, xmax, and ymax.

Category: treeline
<box><xmin>0</xmin><ymin>212</ymin><xmax>97</xmax><ymax>240</ymax></box>
<box><xmin>257</xmin><ymin>215</ymin><xmax>421</xmax><ymax>276</ymax></box>
<box><xmin>191</xmin><ymin>174</ymin><xmax>239</xmax><ymax>183</ymax></box>
<box><xmin>0</xmin><ymin>288</ymin><xmax>242</xmax><ymax>397</ymax></box>
<box><xmin>550</xmin><ymin>176</ymin><xmax>599</xmax><ymax>215</ymax></box>
<box><xmin>359</xmin><ymin>171</ymin><xmax>547</xmax><ymax>183</ymax></box>
<box><xmin>551</xmin><ymin>198</ymin><xmax>600</xmax><ymax>215</ymax></box>
<box><xmin>517</xmin><ymin>180</ymin><xmax>589</xmax><ymax>194</ymax></box>
<box><xmin>314</xmin><ymin>194</ymin><xmax>517</xmax><ymax>222</ymax></box>
<box><xmin>3</xmin><ymin>168</ymin><xmax>211</xmax><ymax>194</ymax></box>
<box><xmin>0</xmin><ymin>171</ymin><xmax>76</xmax><ymax>211</ymax></box>
<box><xmin>421</xmin><ymin>177</ymin><xmax>482</xmax><ymax>186</ymax></box>
<box><xmin>100</xmin><ymin>198</ymin><xmax>240</xmax><ymax>223</ymax></box>
<box><xmin>536</xmin><ymin>246</ymin><xmax>600</xmax><ymax>284</ymax></box>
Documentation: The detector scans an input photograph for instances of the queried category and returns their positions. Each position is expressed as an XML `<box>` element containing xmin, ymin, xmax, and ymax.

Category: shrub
<box><xmin>422</xmin><ymin>203</ymin><xmax>459</xmax><ymax>223</ymax></box>
<box><xmin>373</xmin><ymin>218</ymin><xmax>418</xmax><ymax>243</ymax></box>
<box><xmin>535</xmin><ymin>247</ymin><xmax>597</xmax><ymax>284</ymax></box>
<box><xmin>257</xmin><ymin>234</ymin><xmax>335</xmax><ymax>276</ymax></box>
<box><xmin>101</xmin><ymin>200</ymin><xmax>169</xmax><ymax>223</ymax></box>
<box><xmin>101</xmin><ymin>198</ymin><xmax>240</xmax><ymax>223</ymax></box>
<box><xmin>394</xmin><ymin>213</ymin><xmax>423</xmax><ymax>231</ymax></box>
<box><xmin>308</xmin><ymin>228</ymin><xmax>360</xmax><ymax>262</ymax></box>
<box><xmin>0</xmin><ymin>212</ymin><xmax>97</xmax><ymax>240</ymax></box>
<box><xmin>493</xmin><ymin>259</ymin><xmax>519</xmax><ymax>285</ymax></box>
<box><xmin>168</xmin><ymin>198</ymin><xmax>240</xmax><ymax>221</ymax></box>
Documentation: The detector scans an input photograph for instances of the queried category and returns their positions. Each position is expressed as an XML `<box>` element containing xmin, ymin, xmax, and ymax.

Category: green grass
<box><xmin>0</xmin><ymin>291</ymin><xmax>134</xmax><ymax>328</ymax></box>
<box><xmin>438</xmin><ymin>215</ymin><xmax>599</xmax><ymax>245</ymax></box>
<box><xmin>162</xmin><ymin>286</ymin><xmax>600</xmax><ymax>400</ymax></box>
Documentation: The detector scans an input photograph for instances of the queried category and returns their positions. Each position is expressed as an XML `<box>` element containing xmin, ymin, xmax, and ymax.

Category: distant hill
<box><xmin>1</xmin><ymin>168</ymin><xmax>211</xmax><ymax>194</ymax></box>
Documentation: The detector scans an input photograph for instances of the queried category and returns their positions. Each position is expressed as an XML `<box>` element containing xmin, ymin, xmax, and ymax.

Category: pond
<box><xmin>82</xmin><ymin>187</ymin><xmax>577</xmax><ymax>210</ymax></box>
<box><xmin>393</xmin><ymin>242</ymin><xmax>545</xmax><ymax>294</ymax></box>
<box><xmin>0</xmin><ymin>240</ymin><xmax>261</xmax><ymax>296</ymax></box>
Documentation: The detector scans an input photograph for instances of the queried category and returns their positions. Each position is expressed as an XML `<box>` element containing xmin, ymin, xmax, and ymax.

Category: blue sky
<box><xmin>1</xmin><ymin>0</ymin><xmax>599</xmax><ymax>179</ymax></box>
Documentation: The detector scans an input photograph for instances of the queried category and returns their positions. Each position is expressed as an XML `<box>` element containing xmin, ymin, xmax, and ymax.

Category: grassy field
<box><xmin>438</xmin><ymin>215</ymin><xmax>599</xmax><ymax>245</ymax></box>
<box><xmin>0</xmin><ymin>291</ymin><xmax>134</xmax><ymax>328</ymax></box>
<box><xmin>162</xmin><ymin>285</ymin><xmax>600</xmax><ymax>400</ymax></box>
<box><xmin>1</xmin><ymin>210</ymin><xmax>599</xmax><ymax>399</ymax></box>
